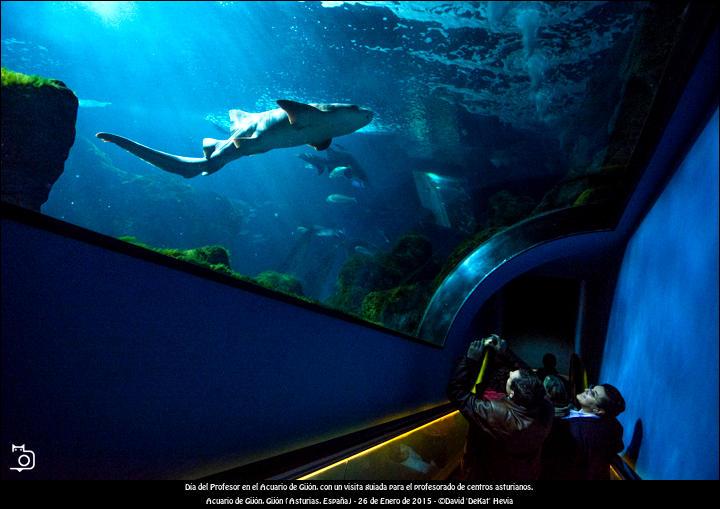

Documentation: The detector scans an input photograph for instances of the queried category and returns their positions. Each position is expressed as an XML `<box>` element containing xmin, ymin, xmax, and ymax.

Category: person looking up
<box><xmin>555</xmin><ymin>383</ymin><xmax>626</xmax><ymax>480</ymax></box>
<box><xmin>447</xmin><ymin>335</ymin><xmax>553</xmax><ymax>480</ymax></box>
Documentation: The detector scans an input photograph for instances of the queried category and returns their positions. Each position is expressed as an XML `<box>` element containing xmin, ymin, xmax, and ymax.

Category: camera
<box><xmin>9</xmin><ymin>444</ymin><xmax>35</xmax><ymax>472</ymax></box>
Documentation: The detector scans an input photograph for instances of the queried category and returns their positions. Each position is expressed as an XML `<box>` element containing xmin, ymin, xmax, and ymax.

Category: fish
<box><xmin>298</xmin><ymin>147</ymin><xmax>369</xmax><ymax>187</ymax></box>
<box><xmin>293</xmin><ymin>225</ymin><xmax>345</xmax><ymax>239</ymax></box>
<box><xmin>354</xmin><ymin>245</ymin><xmax>374</xmax><ymax>256</ymax></box>
<box><xmin>328</xmin><ymin>165</ymin><xmax>367</xmax><ymax>189</ymax></box>
<box><xmin>328</xmin><ymin>165</ymin><xmax>352</xmax><ymax>178</ymax></box>
<box><xmin>96</xmin><ymin>99</ymin><xmax>373</xmax><ymax>179</ymax></box>
<box><xmin>315</xmin><ymin>226</ymin><xmax>345</xmax><ymax>239</ymax></box>
<box><xmin>299</xmin><ymin>152</ymin><xmax>337</xmax><ymax>175</ymax></box>
<box><xmin>79</xmin><ymin>98</ymin><xmax>112</xmax><ymax>108</ymax></box>
<box><xmin>315</xmin><ymin>228</ymin><xmax>345</xmax><ymax>239</ymax></box>
<box><xmin>326</xmin><ymin>194</ymin><xmax>358</xmax><ymax>204</ymax></box>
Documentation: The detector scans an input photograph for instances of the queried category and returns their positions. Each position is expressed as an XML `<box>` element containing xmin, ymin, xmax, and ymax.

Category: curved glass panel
<box><xmin>418</xmin><ymin>205</ymin><xmax>612</xmax><ymax>344</ymax></box>
<box><xmin>1</xmin><ymin>2</ymin><xmax>707</xmax><ymax>344</ymax></box>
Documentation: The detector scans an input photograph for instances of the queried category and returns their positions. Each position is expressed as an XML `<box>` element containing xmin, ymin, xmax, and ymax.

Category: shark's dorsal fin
<box><xmin>277</xmin><ymin>99</ymin><xmax>322</xmax><ymax>126</ymax></box>
<box><xmin>310</xmin><ymin>138</ymin><xmax>332</xmax><ymax>151</ymax></box>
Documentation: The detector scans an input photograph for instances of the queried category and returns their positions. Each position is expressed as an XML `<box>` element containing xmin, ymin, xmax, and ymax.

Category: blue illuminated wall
<box><xmin>601</xmin><ymin>109</ymin><xmax>719</xmax><ymax>480</ymax></box>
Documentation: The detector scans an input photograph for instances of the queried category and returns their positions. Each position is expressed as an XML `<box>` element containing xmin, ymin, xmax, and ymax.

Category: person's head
<box><xmin>542</xmin><ymin>353</ymin><xmax>557</xmax><ymax>370</ymax></box>
<box><xmin>543</xmin><ymin>375</ymin><xmax>568</xmax><ymax>407</ymax></box>
<box><xmin>577</xmin><ymin>383</ymin><xmax>626</xmax><ymax>417</ymax></box>
<box><xmin>506</xmin><ymin>369</ymin><xmax>546</xmax><ymax>408</ymax></box>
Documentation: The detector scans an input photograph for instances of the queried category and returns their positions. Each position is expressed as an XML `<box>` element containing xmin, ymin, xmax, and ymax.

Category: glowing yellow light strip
<box><xmin>298</xmin><ymin>411</ymin><xmax>460</xmax><ymax>480</ymax></box>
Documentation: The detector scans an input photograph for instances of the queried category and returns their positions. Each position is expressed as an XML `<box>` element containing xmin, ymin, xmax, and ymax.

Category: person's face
<box><xmin>506</xmin><ymin>370</ymin><xmax>520</xmax><ymax>397</ymax></box>
<box><xmin>577</xmin><ymin>385</ymin><xmax>608</xmax><ymax>414</ymax></box>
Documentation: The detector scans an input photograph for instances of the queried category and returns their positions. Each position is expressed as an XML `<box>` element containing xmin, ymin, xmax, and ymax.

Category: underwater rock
<box><xmin>254</xmin><ymin>271</ymin><xmax>304</xmax><ymax>297</ymax></box>
<box><xmin>386</xmin><ymin>234</ymin><xmax>435</xmax><ymax>283</ymax></box>
<box><xmin>118</xmin><ymin>237</ymin><xmax>311</xmax><ymax>302</ymax></box>
<box><xmin>538</xmin><ymin>4</ymin><xmax>688</xmax><ymax>217</ymax></box>
<box><xmin>532</xmin><ymin>165</ymin><xmax>626</xmax><ymax>215</ymax></box>
<box><xmin>329</xmin><ymin>233</ymin><xmax>438</xmax><ymax>316</ymax></box>
<box><xmin>486</xmin><ymin>190</ymin><xmax>536</xmax><ymax>228</ymax></box>
<box><xmin>1</xmin><ymin>68</ymin><xmax>78</xmax><ymax>211</ymax></box>
<box><xmin>184</xmin><ymin>245</ymin><xmax>231</xmax><ymax>268</ymax></box>
<box><xmin>602</xmin><ymin>2</ymin><xmax>688</xmax><ymax>170</ymax></box>
<box><xmin>329</xmin><ymin>253</ymin><xmax>384</xmax><ymax>313</ymax></box>
<box><xmin>118</xmin><ymin>236</ymin><xmax>236</xmax><ymax>276</ymax></box>
<box><xmin>361</xmin><ymin>282</ymin><xmax>435</xmax><ymax>335</ymax></box>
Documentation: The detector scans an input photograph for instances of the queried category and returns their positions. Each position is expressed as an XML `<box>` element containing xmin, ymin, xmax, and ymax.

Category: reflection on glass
<box><xmin>300</xmin><ymin>411</ymin><xmax>468</xmax><ymax>480</ymax></box>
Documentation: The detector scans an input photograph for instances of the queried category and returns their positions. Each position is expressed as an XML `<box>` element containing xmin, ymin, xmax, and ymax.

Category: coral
<box><xmin>254</xmin><ymin>271</ymin><xmax>305</xmax><ymax>297</ymax></box>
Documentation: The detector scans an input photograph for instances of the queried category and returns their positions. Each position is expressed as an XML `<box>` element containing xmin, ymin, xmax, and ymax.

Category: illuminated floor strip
<box><xmin>298</xmin><ymin>411</ymin><xmax>460</xmax><ymax>480</ymax></box>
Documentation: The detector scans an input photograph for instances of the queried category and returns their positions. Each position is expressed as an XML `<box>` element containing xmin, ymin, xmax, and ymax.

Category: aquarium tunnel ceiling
<box><xmin>1</xmin><ymin>1</ymin><xmax>711</xmax><ymax>344</ymax></box>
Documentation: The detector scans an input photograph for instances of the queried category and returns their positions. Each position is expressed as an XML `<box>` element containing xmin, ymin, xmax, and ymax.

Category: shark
<box><xmin>96</xmin><ymin>99</ymin><xmax>374</xmax><ymax>179</ymax></box>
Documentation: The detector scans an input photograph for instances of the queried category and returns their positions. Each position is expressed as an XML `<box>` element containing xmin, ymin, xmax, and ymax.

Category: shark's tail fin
<box><xmin>96</xmin><ymin>132</ymin><xmax>214</xmax><ymax>178</ymax></box>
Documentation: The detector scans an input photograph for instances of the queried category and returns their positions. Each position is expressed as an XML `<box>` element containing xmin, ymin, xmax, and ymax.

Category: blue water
<box><xmin>2</xmin><ymin>1</ymin><xmax>643</xmax><ymax>310</ymax></box>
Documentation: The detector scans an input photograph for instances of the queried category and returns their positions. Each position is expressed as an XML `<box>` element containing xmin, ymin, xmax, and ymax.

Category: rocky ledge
<box><xmin>1</xmin><ymin>68</ymin><xmax>78</xmax><ymax>211</ymax></box>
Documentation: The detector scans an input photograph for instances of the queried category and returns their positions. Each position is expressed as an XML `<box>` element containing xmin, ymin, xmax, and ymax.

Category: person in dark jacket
<box><xmin>558</xmin><ymin>383</ymin><xmax>626</xmax><ymax>480</ymax></box>
<box><xmin>447</xmin><ymin>335</ymin><xmax>554</xmax><ymax>480</ymax></box>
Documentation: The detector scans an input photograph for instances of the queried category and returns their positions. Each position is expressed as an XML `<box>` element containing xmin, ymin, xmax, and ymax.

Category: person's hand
<box><xmin>482</xmin><ymin>334</ymin><xmax>508</xmax><ymax>353</ymax></box>
<box><xmin>467</xmin><ymin>334</ymin><xmax>507</xmax><ymax>360</ymax></box>
<box><xmin>466</xmin><ymin>339</ymin><xmax>485</xmax><ymax>361</ymax></box>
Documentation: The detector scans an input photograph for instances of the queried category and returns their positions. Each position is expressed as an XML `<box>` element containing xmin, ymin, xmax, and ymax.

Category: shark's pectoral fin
<box><xmin>277</xmin><ymin>99</ymin><xmax>322</xmax><ymax>126</ymax></box>
<box><xmin>232</xmin><ymin>136</ymin><xmax>256</xmax><ymax>149</ymax></box>
<box><xmin>310</xmin><ymin>139</ymin><xmax>332</xmax><ymax>151</ymax></box>
<box><xmin>230</xmin><ymin>127</ymin><xmax>260</xmax><ymax>149</ymax></box>
<box><xmin>202</xmin><ymin>138</ymin><xmax>220</xmax><ymax>159</ymax></box>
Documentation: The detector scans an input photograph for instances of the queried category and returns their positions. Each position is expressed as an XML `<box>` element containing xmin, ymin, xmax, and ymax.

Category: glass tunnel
<box><xmin>1</xmin><ymin>1</ymin><xmax>718</xmax><ymax>481</ymax></box>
